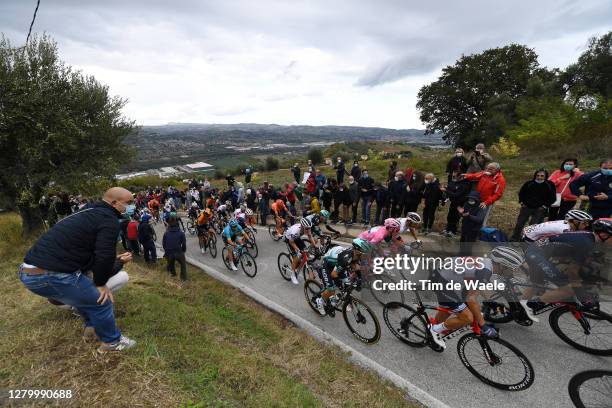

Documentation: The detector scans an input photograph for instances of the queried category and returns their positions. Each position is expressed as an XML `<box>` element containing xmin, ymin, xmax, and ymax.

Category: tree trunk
<box><xmin>18</xmin><ymin>205</ymin><xmax>45</xmax><ymax>238</ymax></box>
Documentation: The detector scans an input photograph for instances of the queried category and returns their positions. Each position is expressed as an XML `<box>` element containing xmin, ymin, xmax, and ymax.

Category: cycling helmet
<box><xmin>592</xmin><ymin>219</ymin><xmax>612</xmax><ymax>235</ymax></box>
<box><xmin>245</xmin><ymin>208</ymin><xmax>254</xmax><ymax>216</ymax></box>
<box><xmin>352</xmin><ymin>238</ymin><xmax>374</xmax><ymax>254</ymax></box>
<box><xmin>169</xmin><ymin>211</ymin><xmax>177</xmax><ymax>217</ymax></box>
<box><xmin>384</xmin><ymin>218</ymin><xmax>401</xmax><ymax>230</ymax></box>
<box><xmin>225</xmin><ymin>200</ymin><xmax>231</xmax><ymax>206</ymax></box>
<box><xmin>229</xmin><ymin>220</ymin><xmax>239</xmax><ymax>229</ymax></box>
<box><xmin>310</xmin><ymin>215</ymin><xmax>320</xmax><ymax>225</ymax></box>
<box><xmin>320</xmin><ymin>210</ymin><xmax>330</xmax><ymax>219</ymax></box>
<box><xmin>565</xmin><ymin>209</ymin><xmax>593</xmax><ymax>222</ymax></box>
<box><xmin>276</xmin><ymin>199</ymin><xmax>284</xmax><ymax>206</ymax></box>
<box><xmin>141</xmin><ymin>214</ymin><xmax>151</xmax><ymax>223</ymax></box>
<box><xmin>490</xmin><ymin>246</ymin><xmax>524</xmax><ymax>270</ymax></box>
<box><xmin>300</xmin><ymin>218</ymin><xmax>313</xmax><ymax>229</ymax></box>
<box><xmin>240</xmin><ymin>204</ymin><xmax>246</xmax><ymax>212</ymax></box>
<box><xmin>406</xmin><ymin>212</ymin><xmax>422</xmax><ymax>224</ymax></box>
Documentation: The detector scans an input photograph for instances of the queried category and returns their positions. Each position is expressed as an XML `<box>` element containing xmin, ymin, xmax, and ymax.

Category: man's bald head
<box><xmin>103</xmin><ymin>187</ymin><xmax>133</xmax><ymax>214</ymax></box>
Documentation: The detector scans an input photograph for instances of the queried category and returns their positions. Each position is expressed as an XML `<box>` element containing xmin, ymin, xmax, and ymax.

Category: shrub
<box><xmin>490</xmin><ymin>137</ymin><xmax>521</xmax><ymax>158</ymax></box>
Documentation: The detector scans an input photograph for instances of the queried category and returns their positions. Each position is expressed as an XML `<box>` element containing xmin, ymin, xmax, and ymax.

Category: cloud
<box><xmin>1</xmin><ymin>0</ymin><xmax>611</xmax><ymax>127</ymax></box>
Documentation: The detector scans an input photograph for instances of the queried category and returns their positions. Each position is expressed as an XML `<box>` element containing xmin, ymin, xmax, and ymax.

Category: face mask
<box><xmin>363</xmin><ymin>173</ymin><xmax>368</xmax><ymax>178</ymax></box>
<box><xmin>564</xmin><ymin>165</ymin><xmax>574</xmax><ymax>171</ymax></box>
<box><xmin>602</xmin><ymin>168</ymin><xmax>612</xmax><ymax>176</ymax></box>
<box><xmin>467</xmin><ymin>199</ymin><xmax>476</xmax><ymax>206</ymax></box>
<box><xmin>456</xmin><ymin>152</ymin><xmax>463</xmax><ymax>157</ymax></box>
<box><xmin>424</xmin><ymin>180</ymin><xmax>431</xmax><ymax>184</ymax></box>
<box><xmin>484</xmin><ymin>171</ymin><xmax>492</xmax><ymax>176</ymax></box>
<box><xmin>349</xmin><ymin>180</ymin><xmax>354</xmax><ymax>184</ymax></box>
<box><xmin>535</xmin><ymin>179</ymin><xmax>545</xmax><ymax>184</ymax></box>
<box><xmin>394</xmin><ymin>177</ymin><xmax>399</xmax><ymax>181</ymax></box>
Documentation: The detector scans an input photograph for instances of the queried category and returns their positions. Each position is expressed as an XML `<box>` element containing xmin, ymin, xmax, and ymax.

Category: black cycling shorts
<box><xmin>285</xmin><ymin>237</ymin><xmax>305</xmax><ymax>255</ymax></box>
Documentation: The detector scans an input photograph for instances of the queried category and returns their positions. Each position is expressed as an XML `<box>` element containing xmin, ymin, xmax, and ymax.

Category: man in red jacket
<box><xmin>462</xmin><ymin>162</ymin><xmax>506</xmax><ymax>227</ymax></box>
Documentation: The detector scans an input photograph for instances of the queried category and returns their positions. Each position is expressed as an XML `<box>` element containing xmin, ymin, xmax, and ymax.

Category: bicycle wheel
<box><xmin>208</xmin><ymin>237</ymin><xmax>217</xmax><ymax>258</ymax></box>
<box><xmin>568</xmin><ymin>370</ymin><xmax>612</xmax><ymax>408</ymax></box>
<box><xmin>245</xmin><ymin>240</ymin><xmax>259</xmax><ymax>258</ymax></box>
<box><xmin>549</xmin><ymin>306</ymin><xmax>612</xmax><ymax>356</ymax></box>
<box><xmin>383</xmin><ymin>302</ymin><xmax>428</xmax><ymax>347</ymax></box>
<box><xmin>240</xmin><ymin>252</ymin><xmax>257</xmax><ymax>278</ymax></box>
<box><xmin>187</xmin><ymin>220</ymin><xmax>196</xmax><ymax>235</ymax></box>
<box><xmin>221</xmin><ymin>247</ymin><xmax>232</xmax><ymax>270</ymax></box>
<box><xmin>269</xmin><ymin>225</ymin><xmax>282</xmax><ymax>241</ymax></box>
<box><xmin>277</xmin><ymin>253</ymin><xmax>293</xmax><ymax>281</ymax></box>
<box><xmin>365</xmin><ymin>274</ymin><xmax>405</xmax><ymax>306</ymax></box>
<box><xmin>304</xmin><ymin>279</ymin><xmax>324</xmax><ymax>314</ymax></box>
<box><xmin>457</xmin><ymin>333</ymin><xmax>534</xmax><ymax>391</ymax></box>
<box><xmin>342</xmin><ymin>296</ymin><xmax>381</xmax><ymax>344</ymax></box>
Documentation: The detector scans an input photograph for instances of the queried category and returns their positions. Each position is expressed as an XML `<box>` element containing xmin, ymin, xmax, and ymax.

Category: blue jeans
<box><xmin>361</xmin><ymin>196</ymin><xmax>372</xmax><ymax>224</ymax></box>
<box><xmin>19</xmin><ymin>268</ymin><xmax>122</xmax><ymax>343</ymax></box>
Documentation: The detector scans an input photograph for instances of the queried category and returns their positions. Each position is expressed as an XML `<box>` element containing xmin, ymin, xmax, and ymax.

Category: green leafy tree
<box><xmin>307</xmin><ymin>148</ymin><xmax>324</xmax><ymax>165</ymax></box>
<box><xmin>0</xmin><ymin>35</ymin><xmax>134</xmax><ymax>236</ymax></box>
<box><xmin>563</xmin><ymin>31</ymin><xmax>612</xmax><ymax>101</ymax></box>
<box><xmin>416</xmin><ymin>44</ymin><xmax>540</xmax><ymax>147</ymax></box>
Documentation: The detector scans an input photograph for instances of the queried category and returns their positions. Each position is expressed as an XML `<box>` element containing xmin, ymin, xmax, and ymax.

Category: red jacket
<box><xmin>548</xmin><ymin>169</ymin><xmax>583</xmax><ymax>201</ymax></box>
<box><xmin>127</xmin><ymin>221</ymin><xmax>139</xmax><ymax>240</ymax></box>
<box><xmin>464</xmin><ymin>171</ymin><xmax>506</xmax><ymax>206</ymax></box>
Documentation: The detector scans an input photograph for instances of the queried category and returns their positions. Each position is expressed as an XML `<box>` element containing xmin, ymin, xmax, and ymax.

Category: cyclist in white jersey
<box><xmin>521</xmin><ymin>209</ymin><xmax>592</xmax><ymax>242</ymax></box>
<box><xmin>284</xmin><ymin>218</ymin><xmax>315</xmax><ymax>284</ymax></box>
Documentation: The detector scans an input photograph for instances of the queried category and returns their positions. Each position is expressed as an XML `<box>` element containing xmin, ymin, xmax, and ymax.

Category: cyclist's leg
<box><xmin>436</xmin><ymin>304</ymin><xmax>473</xmax><ymax>330</ymax></box>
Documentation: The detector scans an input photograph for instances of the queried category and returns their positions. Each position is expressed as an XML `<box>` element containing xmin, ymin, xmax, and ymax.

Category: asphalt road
<box><xmin>154</xmin><ymin>222</ymin><xmax>610</xmax><ymax>408</ymax></box>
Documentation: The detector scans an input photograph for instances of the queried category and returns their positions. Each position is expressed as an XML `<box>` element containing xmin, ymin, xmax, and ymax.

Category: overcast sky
<box><xmin>2</xmin><ymin>0</ymin><xmax>611</xmax><ymax>129</ymax></box>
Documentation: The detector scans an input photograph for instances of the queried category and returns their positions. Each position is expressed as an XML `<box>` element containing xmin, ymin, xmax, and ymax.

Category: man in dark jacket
<box><xmin>443</xmin><ymin>170</ymin><xmax>470</xmax><ymax>236</ymax></box>
<box><xmin>387</xmin><ymin>161</ymin><xmax>398</xmax><ymax>184</ymax></box>
<box><xmin>334</xmin><ymin>182</ymin><xmax>351</xmax><ymax>223</ymax></box>
<box><xmin>348</xmin><ymin>176</ymin><xmax>360</xmax><ymax>224</ymax></box>
<box><xmin>459</xmin><ymin>191</ymin><xmax>486</xmax><ymax>244</ymax></box>
<box><xmin>162</xmin><ymin>216</ymin><xmax>188</xmax><ymax>281</ymax></box>
<box><xmin>358</xmin><ymin>168</ymin><xmax>375</xmax><ymax>226</ymax></box>
<box><xmin>334</xmin><ymin>157</ymin><xmax>346</xmax><ymax>184</ymax></box>
<box><xmin>20</xmin><ymin>187</ymin><xmax>136</xmax><ymax>353</ymax></box>
<box><xmin>421</xmin><ymin>173</ymin><xmax>443</xmax><ymax>233</ymax></box>
<box><xmin>225</xmin><ymin>174</ymin><xmax>235</xmax><ymax>187</ymax></box>
<box><xmin>291</xmin><ymin>163</ymin><xmax>301</xmax><ymax>183</ymax></box>
<box><xmin>351</xmin><ymin>160</ymin><xmax>361</xmax><ymax>180</ymax></box>
<box><xmin>138</xmin><ymin>214</ymin><xmax>157</xmax><ymax>263</ymax></box>
<box><xmin>570</xmin><ymin>159</ymin><xmax>612</xmax><ymax>219</ymax></box>
<box><xmin>374</xmin><ymin>182</ymin><xmax>389</xmax><ymax>225</ymax></box>
<box><xmin>388</xmin><ymin>171</ymin><xmax>406</xmax><ymax>217</ymax></box>
<box><xmin>511</xmin><ymin>169</ymin><xmax>557</xmax><ymax>240</ymax></box>
<box><xmin>446</xmin><ymin>148</ymin><xmax>468</xmax><ymax>181</ymax></box>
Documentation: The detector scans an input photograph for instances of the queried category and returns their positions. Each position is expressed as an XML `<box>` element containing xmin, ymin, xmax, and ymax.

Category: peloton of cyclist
<box><xmin>222</xmin><ymin>219</ymin><xmax>244</xmax><ymax>271</ymax></box>
<box><xmin>314</xmin><ymin>238</ymin><xmax>374</xmax><ymax>315</ymax></box>
<box><xmin>520</xmin><ymin>218</ymin><xmax>612</xmax><ymax>321</ymax></box>
<box><xmin>428</xmin><ymin>246</ymin><xmax>526</xmax><ymax>349</ymax></box>
<box><xmin>284</xmin><ymin>217</ymin><xmax>315</xmax><ymax>285</ymax></box>
<box><xmin>521</xmin><ymin>209</ymin><xmax>592</xmax><ymax>242</ymax></box>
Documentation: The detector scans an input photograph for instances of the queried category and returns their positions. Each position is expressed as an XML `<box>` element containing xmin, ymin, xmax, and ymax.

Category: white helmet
<box><xmin>245</xmin><ymin>208</ymin><xmax>254</xmax><ymax>216</ymax></box>
<box><xmin>564</xmin><ymin>209</ymin><xmax>592</xmax><ymax>222</ymax></box>
<box><xmin>490</xmin><ymin>246</ymin><xmax>524</xmax><ymax>270</ymax></box>
<box><xmin>406</xmin><ymin>212</ymin><xmax>422</xmax><ymax>224</ymax></box>
<box><xmin>300</xmin><ymin>218</ymin><xmax>313</xmax><ymax>229</ymax></box>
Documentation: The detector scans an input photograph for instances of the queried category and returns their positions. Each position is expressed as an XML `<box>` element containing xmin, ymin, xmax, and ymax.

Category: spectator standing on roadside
<box><xmin>388</xmin><ymin>171</ymin><xmax>406</xmax><ymax>217</ymax></box>
<box><xmin>462</xmin><ymin>162</ymin><xmax>506</xmax><ymax>227</ymax></box>
<box><xmin>466</xmin><ymin>143</ymin><xmax>493</xmax><ymax>174</ymax></box>
<box><xmin>322</xmin><ymin>182</ymin><xmax>334</xmax><ymax>212</ymax></box>
<box><xmin>162</xmin><ymin>215</ymin><xmax>188</xmax><ymax>282</ymax></box>
<box><xmin>315</xmin><ymin>170</ymin><xmax>327</xmax><ymax>198</ymax></box>
<box><xmin>335</xmin><ymin>182</ymin><xmax>351</xmax><ymax>224</ymax></box>
<box><xmin>291</xmin><ymin>163</ymin><xmax>301</xmax><ymax>183</ymax></box>
<box><xmin>570</xmin><ymin>158</ymin><xmax>612</xmax><ymax>219</ymax></box>
<box><xmin>334</xmin><ymin>157</ymin><xmax>346</xmax><ymax>184</ymax></box>
<box><xmin>374</xmin><ymin>182</ymin><xmax>389</xmax><ymax>226</ymax></box>
<box><xmin>446</xmin><ymin>148</ymin><xmax>468</xmax><ymax>181</ymax></box>
<box><xmin>138</xmin><ymin>214</ymin><xmax>157</xmax><ymax>263</ymax></box>
<box><xmin>421</xmin><ymin>173</ymin><xmax>444</xmax><ymax>233</ymax></box>
<box><xmin>459</xmin><ymin>191</ymin><xmax>486</xmax><ymax>244</ymax></box>
<box><xmin>226</xmin><ymin>173</ymin><xmax>235</xmax><ymax>187</ymax></box>
<box><xmin>126</xmin><ymin>216</ymin><xmax>140</xmax><ymax>256</ymax></box>
<box><xmin>358</xmin><ymin>168</ymin><xmax>374</xmax><ymax>226</ymax></box>
<box><xmin>348</xmin><ymin>176</ymin><xmax>360</xmax><ymax>225</ymax></box>
<box><xmin>244</xmin><ymin>165</ymin><xmax>253</xmax><ymax>184</ymax></box>
<box><xmin>510</xmin><ymin>169</ymin><xmax>556</xmax><ymax>241</ymax></box>
<box><xmin>351</xmin><ymin>160</ymin><xmax>361</xmax><ymax>181</ymax></box>
<box><xmin>548</xmin><ymin>158</ymin><xmax>583</xmax><ymax>220</ymax></box>
<box><xmin>20</xmin><ymin>187</ymin><xmax>137</xmax><ymax>353</ymax></box>
<box><xmin>443</xmin><ymin>169</ymin><xmax>470</xmax><ymax>237</ymax></box>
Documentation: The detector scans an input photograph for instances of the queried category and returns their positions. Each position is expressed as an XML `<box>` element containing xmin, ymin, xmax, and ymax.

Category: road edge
<box><xmin>183</xmin><ymin>253</ymin><xmax>451</xmax><ymax>408</ymax></box>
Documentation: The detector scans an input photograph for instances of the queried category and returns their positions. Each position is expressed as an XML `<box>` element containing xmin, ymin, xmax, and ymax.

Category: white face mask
<box><xmin>456</xmin><ymin>152</ymin><xmax>463</xmax><ymax>157</ymax></box>
<box><xmin>394</xmin><ymin>177</ymin><xmax>399</xmax><ymax>181</ymax></box>
<box><xmin>484</xmin><ymin>171</ymin><xmax>492</xmax><ymax>176</ymax></box>
<box><xmin>424</xmin><ymin>180</ymin><xmax>431</xmax><ymax>184</ymax></box>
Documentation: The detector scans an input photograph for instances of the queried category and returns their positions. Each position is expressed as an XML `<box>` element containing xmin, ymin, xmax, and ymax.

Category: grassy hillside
<box><xmin>0</xmin><ymin>213</ymin><xmax>414</xmax><ymax>407</ymax></box>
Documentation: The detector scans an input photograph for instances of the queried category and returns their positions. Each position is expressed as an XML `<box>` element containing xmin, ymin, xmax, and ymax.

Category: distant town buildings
<box><xmin>115</xmin><ymin>161</ymin><xmax>214</xmax><ymax>180</ymax></box>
